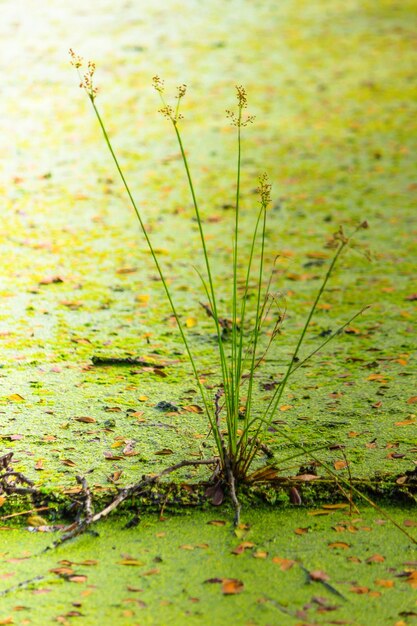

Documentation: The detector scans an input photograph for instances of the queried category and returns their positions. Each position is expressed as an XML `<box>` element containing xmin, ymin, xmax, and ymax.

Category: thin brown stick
<box><xmin>159</xmin><ymin>485</ymin><xmax>174</xmax><ymax>520</ymax></box>
<box><xmin>1</xmin><ymin>506</ymin><xmax>50</xmax><ymax>521</ymax></box>
<box><xmin>340</xmin><ymin>449</ymin><xmax>359</xmax><ymax>516</ymax></box>
<box><xmin>0</xmin><ymin>575</ymin><xmax>45</xmax><ymax>597</ymax></box>
<box><xmin>92</xmin><ymin>355</ymin><xmax>165</xmax><ymax>368</ymax></box>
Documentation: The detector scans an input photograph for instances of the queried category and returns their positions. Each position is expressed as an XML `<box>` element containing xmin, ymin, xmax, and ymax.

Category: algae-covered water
<box><xmin>0</xmin><ymin>0</ymin><xmax>416</xmax><ymax>623</ymax></box>
<box><xmin>0</xmin><ymin>0</ymin><xmax>416</xmax><ymax>492</ymax></box>
<box><xmin>1</xmin><ymin>507</ymin><xmax>417</xmax><ymax>626</ymax></box>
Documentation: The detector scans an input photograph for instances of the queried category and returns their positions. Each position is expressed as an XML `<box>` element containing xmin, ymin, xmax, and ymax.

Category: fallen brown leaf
<box><xmin>183</xmin><ymin>404</ymin><xmax>204</xmax><ymax>414</ymax></box>
<box><xmin>350</xmin><ymin>586</ymin><xmax>369</xmax><ymax>594</ymax></box>
<box><xmin>309</xmin><ymin>570</ymin><xmax>330</xmax><ymax>582</ymax></box>
<box><xmin>366</xmin><ymin>554</ymin><xmax>385</xmax><ymax>564</ymax></box>
<box><xmin>222</xmin><ymin>578</ymin><xmax>244</xmax><ymax>595</ymax></box>
<box><xmin>272</xmin><ymin>557</ymin><xmax>295</xmax><ymax>571</ymax></box>
<box><xmin>68</xmin><ymin>575</ymin><xmax>87</xmax><ymax>583</ymax></box>
<box><xmin>74</xmin><ymin>416</ymin><xmax>96</xmax><ymax>424</ymax></box>
<box><xmin>232</xmin><ymin>542</ymin><xmax>255</xmax><ymax>555</ymax></box>
<box><xmin>375</xmin><ymin>579</ymin><xmax>394</xmax><ymax>588</ymax></box>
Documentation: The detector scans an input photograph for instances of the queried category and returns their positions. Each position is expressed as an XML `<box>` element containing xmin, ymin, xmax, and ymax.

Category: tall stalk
<box><xmin>152</xmin><ymin>78</ymin><xmax>233</xmax><ymax>433</ymax></box>
<box><xmin>68</xmin><ymin>52</ymin><xmax>221</xmax><ymax>449</ymax></box>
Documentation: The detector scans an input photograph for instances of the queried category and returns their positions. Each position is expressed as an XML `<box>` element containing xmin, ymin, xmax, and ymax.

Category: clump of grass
<box><xmin>67</xmin><ymin>50</ymin><xmax>416</xmax><ymax>543</ymax></box>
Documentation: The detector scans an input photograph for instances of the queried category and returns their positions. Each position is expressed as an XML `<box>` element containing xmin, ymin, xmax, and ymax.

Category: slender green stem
<box><xmin>240</xmin><ymin>204</ymin><xmax>267</xmax><ymax>454</ymax></box>
<box><xmin>260</xmin><ymin>238</ymin><xmax>347</xmax><ymax>432</ymax></box>
<box><xmin>253</xmin><ymin>418</ymin><xmax>416</xmax><ymax>544</ymax></box>
<box><xmin>284</xmin><ymin>305</ymin><xmax>369</xmax><ymax>378</ymax></box>
<box><xmin>240</xmin><ymin>235</ymin><xmax>352</xmax><ymax>473</ymax></box>
<box><xmin>88</xmin><ymin>98</ymin><xmax>219</xmax><ymax>447</ymax></box>
<box><xmin>261</xmin><ymin>225</ymin><xmax>366</xmax><ymax>435</ymax></box>
<box><xmin>172</xmin><ymin>122</ymin><xmax>233</xmax><ymax>438</ymax></box>
<box><xmin>230</xmin><ymin>121</ymin><xmax>242</xmax><ymax>453</ymax></box>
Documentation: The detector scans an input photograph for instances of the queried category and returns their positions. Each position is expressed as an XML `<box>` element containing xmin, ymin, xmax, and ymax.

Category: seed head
<box><xmin>69</xmin><ymin>48</ymin><xmax>83</xmax><ymax>69</ymax></box>
<box><xmin>69</xmin><ymin>50</ymin><xmax>98</xmax><ymax>101</ymax></box>
<box><xmin>235</xmin><ymin>85</ymin><xmax>247</xmax><ymax>108</ymax></box>
<box><xmin>226</xmin><ymin>85</ymin><xmax>255</xmax><ymax>127</ymax></box>
<box><xmin>154</xmin><ymin>78</ymin><xmax>186</xmax><ymax>125</ymax></box>
<box><xmin>81</xmin><ymin>61</ymin><xmax>98</xmax><ymax>101</ymax></box>
<box><xmin>257</xmin><ymin>173</ymin><xmax>272</xmax><ymax>207</ymax></box>
<box><xmin>176</xmin><ymin>84</ymin><xmax>187</xmax><ymax>99</ymax></box>
<box><xmin>158</xmin><ymin>104</ymin><xmax>175</xmax><ymax>120</ymax></box>
<box><xmin>152</xmin><ymin>75</ymin><xmax>165</xmax><ymax>93</ymax></box>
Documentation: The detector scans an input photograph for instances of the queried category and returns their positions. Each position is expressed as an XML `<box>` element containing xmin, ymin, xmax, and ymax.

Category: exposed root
<box><xmin>224</xmin><ymin>456</ymin><xmax>241</xmax><ymax>526</ymax></box>
<box><xmin>76</xmin><ymin>475</ymin><xmax>94</xmax><ymax>522</ymax></box>
<box><xmin>0</xmin><ymin>453</ymin><xmax>40</xmax><ymax>497</ymax></box>
<box><xmin>214</xmin><ymin>388</ymin><xmax>241</xmax><ymax>525</ymax></box>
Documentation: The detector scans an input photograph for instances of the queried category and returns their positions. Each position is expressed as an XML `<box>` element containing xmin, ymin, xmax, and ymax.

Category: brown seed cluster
<box><xmin>226</xmin><ymin>85</ymin><xmax>255</xmax><ymax>127</ymax></box>
<box><xmin>152</xmin><ymin>75</ymin><xmax>165</xmax><ymax>93</ymax></box>
<box><xmin>257</xmin><ymin>173</ymin><xmax>272</xmax><ymax>207</ymax></box>
<box><xmin>69</xmin><ymin>49</ymin><xmax>98</xmax><ymax>101</ymax></box>
<box><xmin>158</xmin><ymin>104</ymin><xmax>175</xmax><ymax>120</ymax></box>
<box><xmin>69</xmin><ymin>48</ymin><xmax>83</xmax><ymax>69</ymax></box>
<box><xmin>176</xmin><ymin>84</ymin><xmax>187</xmax><ymax>99</ymax></box>
<box><xmin>235</xmin><ymin>85</ymin><xmax>248</xmax><ymax>108</ymax></box>
<box><xmin>153</xmin><ymin>77</ymin><xmax>187</xmax><ymax>124</ymax></box>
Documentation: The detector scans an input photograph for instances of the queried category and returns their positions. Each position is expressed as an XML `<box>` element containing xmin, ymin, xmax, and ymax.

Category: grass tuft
<box><xmin>69</xmin><ymin>52</ymin><xmax>416</xmax><ymax>543</ymax></box>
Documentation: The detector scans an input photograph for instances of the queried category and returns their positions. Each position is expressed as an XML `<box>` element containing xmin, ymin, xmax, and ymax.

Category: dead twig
<box><xmin>1</xmin><ymin>506</ymin><xmax>50</xmax><ymax>521</ymax></box>
<box><xmin>159</xmin><ymin>484</ymin><xmax>174</xmax><ymax>520</ymax></box>
<box><xmin>0</xmin><ymin>454</ymin><xmax>40</xmax><ymax>497</ymax></box>
<box><xmin>0</xmin><ymin>575</ymin><xmax>45</xmax><ymax>597</ymax></box>
<box><xmin>340</xmin><ymin>449</ymin><xmax>359</xmax><ymax>516</ymax></box>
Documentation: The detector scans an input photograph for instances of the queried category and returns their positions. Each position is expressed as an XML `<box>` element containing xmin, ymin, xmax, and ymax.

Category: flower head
<box><xmin>152</xmin><ymin>75</ymin><xmax>165</xmax><ymax>94</ymax></box>
<box><xmin>69</xmin><ymin>49</ymin><xmax>98</xmax><ymax>101</ymax></box>
<box><xmin>257</xmin><ymin>173</ymin><xmax>272</xmax><ymax>207</ymax></box>
<box><xmin>226</xmin><ymin>85</ymin><xmax>255</xmax><ymax>127</ymax></box>
<box><xmin>153</xmin><ymin>77</ymin><xmax>187</xmax><ymax>125</ymax></box>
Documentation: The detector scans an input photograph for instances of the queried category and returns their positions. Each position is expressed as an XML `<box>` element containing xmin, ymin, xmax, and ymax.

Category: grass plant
<box><xmin>68</xmin><ymin>50</ymin><xmax>416</xmax><ymax>543</ymax></box>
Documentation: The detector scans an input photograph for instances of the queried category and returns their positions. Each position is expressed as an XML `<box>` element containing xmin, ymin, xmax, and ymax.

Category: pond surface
<box><xmin>1</xmin><ymin>506</ymin><xmax>416</xmax><ymax>625</ymax></box>
<box><xmin>0</xmin><ymin>2</ymin><xmax>416</xmax><ymax>622</ymax></box>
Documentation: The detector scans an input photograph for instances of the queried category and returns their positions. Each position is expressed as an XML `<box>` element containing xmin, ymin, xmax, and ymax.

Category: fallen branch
<box><xmin>91</xmin><ymin>355</ymin><xmax>165</xmax><ymax>368</ymax></box>
<box><xmin>44</xmin><ymin>458</ymin><xmax>218</xmax><ymax>551</ymax></box>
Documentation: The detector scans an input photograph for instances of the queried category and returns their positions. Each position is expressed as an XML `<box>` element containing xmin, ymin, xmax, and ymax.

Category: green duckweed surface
<box><xmin>0</xmin><ymin>0</ymin><xmax>415</xmax><ymax>495</ymax></box>
<box><xmin>1</xmin><ymin>507</ymin><xmax>417</xmax><ymax>626</ymax></box>
<box><xmin>0</xmin><ymin>1</ymin><xmax>416</xmax><ymax>623</ymax></box>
